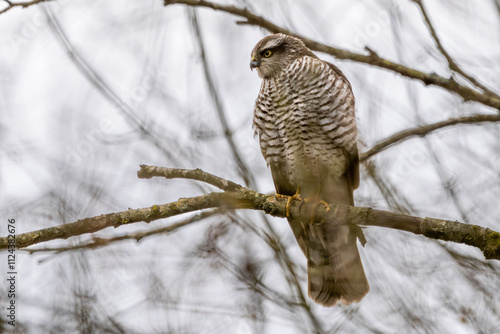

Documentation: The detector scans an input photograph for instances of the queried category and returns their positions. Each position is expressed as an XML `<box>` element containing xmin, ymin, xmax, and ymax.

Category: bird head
<box><xmin>250</xmin><ymin>33</ymin><xmax>314</xmax><ymax>79</ymax></box>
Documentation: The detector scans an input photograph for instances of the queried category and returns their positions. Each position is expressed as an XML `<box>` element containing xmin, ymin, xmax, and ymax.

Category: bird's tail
<box><xmin>287</xmin><ymin>215</ymin><xmax>369</xmax><ymax>306</ymax></box>
<box><xmin>306</xmin><ymin>221</ymin><xmax>369</xmax><ymax>306</ymax></box>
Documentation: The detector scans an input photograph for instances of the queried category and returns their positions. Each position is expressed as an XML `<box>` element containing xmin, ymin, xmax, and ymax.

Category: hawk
<box><xmin>250</xmin><ymin>33</ymin><xmax>369</xmax><ymax>306</ymax></box>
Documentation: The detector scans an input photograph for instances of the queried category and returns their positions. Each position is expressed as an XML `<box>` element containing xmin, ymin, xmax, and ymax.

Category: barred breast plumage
<box><xmin>251</xmin><ymin>33</ymin><xmax>369</xmax><ymax>306</ymax></box>
<box><xmin>254</xmin><ymin>55</ymin><xmax>358</xmax><ymax>196</ymax></box>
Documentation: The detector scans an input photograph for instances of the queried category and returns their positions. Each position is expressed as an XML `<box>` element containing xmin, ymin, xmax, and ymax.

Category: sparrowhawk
<box><xmin>250</xmin><ymin>33</ymin><xmax>369</xmax><ymax>306</ymax></box>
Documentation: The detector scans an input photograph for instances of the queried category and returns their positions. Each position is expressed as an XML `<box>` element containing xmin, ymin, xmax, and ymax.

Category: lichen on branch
<box><xmin>0</xmin><ymin>166</ymin><xmax>498</xmax><ymax>261</ymax></box>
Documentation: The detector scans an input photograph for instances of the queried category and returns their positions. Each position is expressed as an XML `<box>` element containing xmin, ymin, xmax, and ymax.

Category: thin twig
<box><xmin>412</xmin><ymin>0</ymin><xmax>498</xmax><ymax>96</ymax></box>
<box><xmin>188</xmin><ymin>8</ymin><xmax>257</xmax><ymax>189</ymax></box>
<box><xmin>44</xmin><ymin>6</ymin><xmax>179</xmax><ymax>161</ymax></box>
<box><xmin>138</xmin><ymin>164</ymin><xmax>243</xmax><ymax>191</ymax></box>
<box><xmin>360</xmin><ymin>113</ymin><xmax>500</xmax><ymax>162</ymax></box>
<box><xmin>362</xmin><ymin>161</ymin><xmax>414</xmax><ymax>215</ymax></box>
<box><xmin>164</xmin><ymin>0</ymin><xmax>500</xmax><ymax>110</ymax></box>
<box><xmin>0</xmin><ymin>0</ymin><xmax>50</xmax><ymax>15</ymax></box>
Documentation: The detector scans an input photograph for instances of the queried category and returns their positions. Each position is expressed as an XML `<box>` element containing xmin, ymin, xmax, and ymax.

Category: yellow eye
<box><xmin>263</xmin><ymin>50</ymin><xmax>272</xmax><ymax>57</ymax></box>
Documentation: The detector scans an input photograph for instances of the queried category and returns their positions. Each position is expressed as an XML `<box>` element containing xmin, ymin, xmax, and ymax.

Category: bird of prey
<box><xmin>250</xmin><ymin>33</ymin><xmax>369</xmax><ymax>306</ymax></box>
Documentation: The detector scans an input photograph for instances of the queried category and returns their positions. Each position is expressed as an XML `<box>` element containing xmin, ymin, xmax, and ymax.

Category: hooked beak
<box><xmin>250</xmin><ymin>57</ymin><xmax>261</xmax><ymax>70</ymax></box>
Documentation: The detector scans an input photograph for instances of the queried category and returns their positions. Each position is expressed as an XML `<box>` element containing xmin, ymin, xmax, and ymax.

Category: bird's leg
<box><xmin>310</xmin><ymin>187</ymin><xmax>330</xmax><ymax>224</ymax></box>
<box><xmin>273</xmin><ymin>193</ymin><xmax>298</xmax><ymax>218</ymax></box>
<box><xmin>276</xmin><ymin>187</ymin><xmax>304</xmax><ymax>218</ymax></box>
<box><xmin>287</xmin><ymin>187</ymin><xmax>305</xmax><ymax>218</ymax></box>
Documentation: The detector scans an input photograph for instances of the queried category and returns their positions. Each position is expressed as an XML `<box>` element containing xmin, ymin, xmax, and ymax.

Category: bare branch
<box><xmin>23</xmin><ymin>209</ymin><xmax>221</xmax><ymax>253</ymax></box>
<box><xmin>137</xmin><ymin>164</ymin><xmax>243</xmax><ymax>191</ymax></box>
<box><xmin>1</xmin><ymin>167</ymin><xmax>499</xmax><ymax>261</ymax></box>
<box><xmin>0</xmin><ymin>0</ymin><xmax>51</xmax><ymax>15</ymax></box>
<box><xmin>413</xmin><ymin>0</ymin><xmax>498</xmax><ymax>96</ymax></box>
<box><xmin>1</xmin><ymin>192</ymin><xmax>247</xmax><ymax>249</ymax></box>
<box><xmin>164</xmin><ymin>0</ymin><xmax>500</xmax><ymax>111</ymax></box>
<box><xmin>360</xmin><ymin>113</ymin><xmax>500</xmax><ymax>162</ymax></box>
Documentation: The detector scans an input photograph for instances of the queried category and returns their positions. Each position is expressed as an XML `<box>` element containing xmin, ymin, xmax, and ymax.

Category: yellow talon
<box><xmin>311</xmin><ymin>200</ymin><xmax>330</xmax><ymax>224</ymax></box>
<box><xmin>276</xmin><ymin>187</ymin><xmax>304</xmax><ymax>218</ymax></box>
<box><xmin>317</xmin><ymin>200</ymin><xmax>330</xmax><ymax>212</ymax></box>
<box><xmin>274</xmin><ymin>194</ymin><xmax>289</xmax><ymax>200</ymax></box>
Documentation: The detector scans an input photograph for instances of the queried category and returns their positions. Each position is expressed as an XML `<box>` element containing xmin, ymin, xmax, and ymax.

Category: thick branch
<box><xmin>360</xmin><ymin>113</ymin><xmax>500</xmax><ymax>162</ymax></box>
<box><xmin>164</xmin><ymin>0</ymin><xmax>500</xmax><ymax>110</ymax></box>
<box><xmin>23</xmin><ymin>209</ymin><xmax>221</xmax><ymax>253</ymax></box>
<box><xmin>1</xmin><ymin>167</ymin><xmax>499</xmax><ymax>261</ymax></box>
<box><xmin>342</xmin><ymin>207</ymin><xmax>500</xmax><ymax>260</ymax></box>
<box><xmin>1</xmin><ymin>192</ymin><xmax>245</xmax><ymax>249</ymax></box>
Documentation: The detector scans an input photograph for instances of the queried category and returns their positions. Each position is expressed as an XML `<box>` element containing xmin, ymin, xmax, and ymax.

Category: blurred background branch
<box><xmin>412</xmin><ymin>0</ymin><xmax>498</xmax><ymax>96</ymax></box>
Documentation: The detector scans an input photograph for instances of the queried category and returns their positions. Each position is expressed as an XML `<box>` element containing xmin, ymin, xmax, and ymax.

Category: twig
<box><xmin>0</xmin><ymin>0</ymin><xmax>50</xmax><ymax>15</ymax></box>
<box><xmin>137</xmin><ymin>164</ymin><xmax>243</xmax><ymax>191</ymax></box>
<box><xmin>1</xmin><ymin>167</ymin><xmax>499</xmax><ymax>260</ymax></box>
<box><xmin>188</xmin><ymin>8</ymin><xmax>257</xmax><ymax>189</ymax></box>
<box><xmin>44</xmin><ymin>7</ymin><xmax>179</xmax><ymax>161</ymax></box>
<box><xmin>164</xmin><ymin>0</ymin><xmax>500</xmax><ymax>110</ymax></box>
<box><xmin>360</xmin><ymin>113</ymin><xmax>500</xmax><ymax>162</ymax></box>
<box><xmin>362</xmin><ymin>160</ymin><xmax>414</xmax><ymax>215</ymax></box>
<box><xmin>412</xmin><ymin>0</ymin><xmax>498</xmax><ymax>96</ymax></box>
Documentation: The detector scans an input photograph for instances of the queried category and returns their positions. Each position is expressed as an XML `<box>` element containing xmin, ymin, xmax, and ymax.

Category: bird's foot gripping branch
<box><xmin>0</xmin><ymin>165</ymin><xmax>498</xmax><ymax>262</ymax></box>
